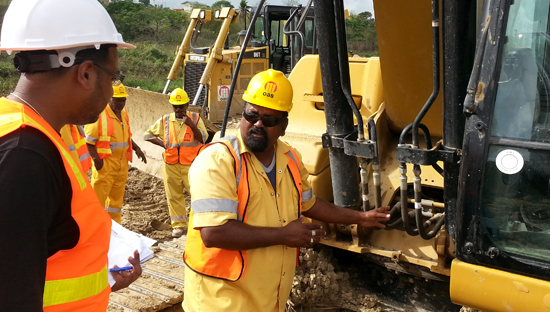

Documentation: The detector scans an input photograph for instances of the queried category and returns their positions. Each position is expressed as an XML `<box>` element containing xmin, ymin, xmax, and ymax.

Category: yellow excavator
<box><xmin>123</xmin><ymin>0</ymin><xmax>550</xmax><ymax>310</ymax></box>
<box><xmin>218</xmin><ymin>0</ymin><xmax>550</xmax><ymax>310</ymax></box>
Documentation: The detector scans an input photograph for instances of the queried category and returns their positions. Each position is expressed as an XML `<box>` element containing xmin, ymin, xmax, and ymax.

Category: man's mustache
<box><xmin>248</xmin><ymin>127</ymin><xmax>267</xmax><ymax>136</ymax></box>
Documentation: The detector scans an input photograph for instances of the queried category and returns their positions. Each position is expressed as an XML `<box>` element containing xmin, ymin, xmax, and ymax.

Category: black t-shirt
<box><xmin>0</xmin><ymin>127</ymin><xmax>80</xmax><ymax>311</ymax></box>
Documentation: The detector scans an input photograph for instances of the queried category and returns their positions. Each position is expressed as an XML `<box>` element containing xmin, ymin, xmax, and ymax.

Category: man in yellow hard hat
<box><xmin>182</xmin><ymin>69</ymin><xmax>391</xmax><ymax>312</ymax></box>
<box><xmin>85</xmin><ymin>83</ymin><xmax>147</xmax><ymax>224</ymax></box>
<box><xmin>144</xmin><ymin>88</ymin><xmax>207</xmax><ymax>238</ymax></box>
<box><xmin>0</xmin><ymin>0</ymin><xmax>142</xmax><ymax>310</ymax></box>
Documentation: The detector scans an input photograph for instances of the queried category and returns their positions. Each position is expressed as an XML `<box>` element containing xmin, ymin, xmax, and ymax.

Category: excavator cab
<box><xmin>251</xmin><ymin>5</ymin><xmax>315</xmax><ymax>75</ymax></box>
<box><xmin>453</xmin><ymin>1</ymin><xmax>550</xmax><ymax>309</ymax></box>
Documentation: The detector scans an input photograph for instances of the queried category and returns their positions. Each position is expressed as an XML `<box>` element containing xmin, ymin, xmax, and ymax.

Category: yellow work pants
<box><xmin>91</xmin><ymin>157</ymin><xmax>129</xmax><ymax>224</ymax></box>
<box><xmin>163</xmin><ymin>163</ymin><xmax>190</xmax><ymax>228</ymax></box>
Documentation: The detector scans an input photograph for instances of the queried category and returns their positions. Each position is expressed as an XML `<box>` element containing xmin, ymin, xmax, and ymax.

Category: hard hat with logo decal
<box><xmin>242</xmin><ymin>69</ymin><xmax>293</xmax><ymax>112</ymax></box>
<box><xmin>169</xmin><ymin>88</ymin><xmax>190</xmax><ymax>105</ymax></box>
<box><xmin>0</xmin><ymin>0</ymin><xmax>134</xmax><ymax>69</ymax></box>
<box><xmin>112</xmin><ymin>84</ymin><xmax>129</xmax><ymax>98</ymax></box>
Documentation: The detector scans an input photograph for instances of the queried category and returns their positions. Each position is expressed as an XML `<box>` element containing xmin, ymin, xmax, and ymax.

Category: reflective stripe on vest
<box><xmin>72</xmin><ymin>125</ymin><xmax>92</xmax><ymax>172</ymax></box>
<box><xmin>43</xmin><ymin>266</ymin><xmax>108</xmax><ymax>307</ymax></box>
<box><xmin>96</xmin><ymin>107</ymin><xmax>133</xmax><ymax>162</ymax></box>
<box><xmin>183</xmin><ymin>135</ymin><xmax>303</xmax><ymax>281</ymax></box>
<box><xmin>0</xmin><ymin>99</ymin><xmax>111</xmax><ymax>311</ymax></box>
<box><xmin>162</xmin><ymin>111</ymin><xmax>202</xmax><ymax>165</ymax></box>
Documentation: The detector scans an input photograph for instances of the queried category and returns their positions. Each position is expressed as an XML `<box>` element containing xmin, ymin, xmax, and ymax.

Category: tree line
<box><xmin>104</xmin><ymin>1</ymin><xmax>377</xmax><ymax>55</ymax></box>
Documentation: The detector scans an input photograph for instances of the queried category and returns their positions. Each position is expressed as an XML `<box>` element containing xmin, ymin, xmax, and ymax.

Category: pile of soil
<box><xmin>289</xmin><ymin>247</ymin><xmax>380</xmax><ymax>312</ymax></box>
<box><xmin>121</xmin><ymin>167</ymin><xmax>176</xmax><ymax>244</ymax></box>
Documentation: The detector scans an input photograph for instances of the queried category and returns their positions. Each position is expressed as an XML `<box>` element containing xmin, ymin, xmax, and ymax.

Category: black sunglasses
<box><xmin>92</xmin><ymin>62</ymin><xmax>125</xmax><ymax>85</ymax></box>
<box><xmin>242</xmin><ymin>111</ymin><xmax>286</xmax><ymax>127</ymax></box>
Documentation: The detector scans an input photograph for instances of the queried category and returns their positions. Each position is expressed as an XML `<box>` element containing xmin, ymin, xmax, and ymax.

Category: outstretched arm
<box><xmin>303</xmin><ymin>198</ymin><xmax>391</xmax><ymax>228</ymax></box>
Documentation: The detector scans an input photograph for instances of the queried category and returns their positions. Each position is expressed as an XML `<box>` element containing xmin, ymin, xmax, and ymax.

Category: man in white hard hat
<box><xmin>0</xmin><ymin>0</ymin><xmax>141</xmax><ymax>311</ymax></box>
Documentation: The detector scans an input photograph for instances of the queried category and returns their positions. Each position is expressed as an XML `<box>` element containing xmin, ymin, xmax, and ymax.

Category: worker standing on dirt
<box><xmin>183</xmin><ymin>69</ymin><xmax>391</xmax><ymax>312</ymax></box>
<box><xmin>0</xmin><ymin>0</ymin><xmax>142</xmax><ymax>310</ymax></box>
<box><xmin>85</xmin><ymin>83</ymin><xmax>147</xmax><ymax>224</ymax></box>
<box><xmin>144</xmin><ymin>88</ymin><xmax>207</xmax><ymax>238</ymax></box>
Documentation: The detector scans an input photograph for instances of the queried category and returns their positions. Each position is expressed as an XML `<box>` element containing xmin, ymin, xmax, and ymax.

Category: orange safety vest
<box><xmin>72</xmin><ymin>125</ymin><xmax>92</xmax><ymax>172</ymax></box>
<box><xmin>96</xmin><ymin>106</ymin><xmax>133</xmax><ymax>162</ymax></box>
<box><xmin>0</xmin><ymin>98</ymin><xmax>112</xmax><ymax>311</ymax></box>
<box><xmin>162</xmin><ymin>111</ymin><xmax>202</xmax><ymax>165</ymax></box>
<box><xmin>183</xmin><ymin>135</ymin><xmax>303</xmax><ymax>281</ymax></box>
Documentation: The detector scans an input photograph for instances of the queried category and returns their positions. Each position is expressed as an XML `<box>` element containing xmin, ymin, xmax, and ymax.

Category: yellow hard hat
<box><xmin>112</xmin><ymin>83</ymin><xmax>129</xmax><ymax>98</ymax></box>
<box><xmin>169</xmin><ymin>88</ymin><xmax>190</xmax><ymax>105</ymax></box>
<box><xmin>242</xmin><ymin>69</ymin><xmax>293</xmax><ymax>112</ymax></box>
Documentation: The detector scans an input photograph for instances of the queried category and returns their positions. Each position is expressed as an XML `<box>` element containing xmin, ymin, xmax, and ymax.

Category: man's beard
<box><xmin>245</xmin><ymin>126</ymin><xmax>269</xmax><ymax>152</ymax></box>
<box><xmin>78</xmin><ymin>73</ymin><xmax>109</xmax><ymax>125</ymax></box>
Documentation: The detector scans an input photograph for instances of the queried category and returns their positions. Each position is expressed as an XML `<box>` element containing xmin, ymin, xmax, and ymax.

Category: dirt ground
<box><xmin>121</xmin><ymin>168</ymin><xmax>467</xmax><ymax>312</ymax></box>
<box><xmin>121</xmin><ymin>167</ymin><xmax>178</xmax><ymax>243</ymax></box>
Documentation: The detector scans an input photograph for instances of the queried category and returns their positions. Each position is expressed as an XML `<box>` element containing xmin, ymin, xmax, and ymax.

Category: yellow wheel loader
<box><xmin>163</xmin><ymin>6</ymin><xmax>314</xmax><ymax>125</ymax></box>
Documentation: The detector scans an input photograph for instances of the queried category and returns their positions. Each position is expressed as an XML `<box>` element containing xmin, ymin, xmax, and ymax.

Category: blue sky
<box><xmin>151</xmin><ymin>0</ymin><xmax>373</xmax><ymax>15</ymax></box>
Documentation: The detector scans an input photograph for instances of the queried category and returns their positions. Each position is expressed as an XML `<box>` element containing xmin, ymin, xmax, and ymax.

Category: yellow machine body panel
<box><xmin>451</xmin><ymin>260</ymin><xmax>550</xmax><ymax>312</ymax></box>
<box><xmin>287</xmin><ymin>55</ymin><xmax>384</xmax><ymax>136</ymax></box>
<box><xmin>373</xmin><ymin>0</ymin><xmax>443</xmax><ymax>137</ymax></box>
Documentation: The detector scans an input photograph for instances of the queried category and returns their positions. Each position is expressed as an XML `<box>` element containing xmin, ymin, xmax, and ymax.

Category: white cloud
<box><xmin>153</xmin><ymin>0</ymin><xmax>373</xmax><ymax>15</ymax></box>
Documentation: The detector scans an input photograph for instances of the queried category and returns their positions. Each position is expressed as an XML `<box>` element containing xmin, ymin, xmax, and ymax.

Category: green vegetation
<box><xmin>119</xmin><ymin>42</ymin><xmax>176</xmax><ymax>92</ymax></box>
<box><xmin>346</xmin><ymin>11</ymin><xmax>377</xmax><ymax>57</ymax></box>
<box><xmin>0</xmin><ymin>1</ymin><xmax>377</xmax><ymax>95</ymax></box>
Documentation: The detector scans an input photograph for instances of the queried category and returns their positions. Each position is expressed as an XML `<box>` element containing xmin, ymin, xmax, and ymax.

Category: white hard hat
<box><xmin>0</xmin><ymin>0</ymin><xmax>135</xmax><ymax>55</ymax></box>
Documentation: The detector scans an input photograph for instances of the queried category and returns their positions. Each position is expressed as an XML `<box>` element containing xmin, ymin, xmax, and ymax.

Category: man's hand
<box><xmin>110</xmin><ymin>250</ymin><xmax>142</xmax><ymax>292</ymax></box>
<box><xmin>183</xmin><ymin>116</ymin><xmax>194</xmax><ymax>126</ymax></box>
<box><xmin>133</xmin><ymin>145</ymin><xmax>147</xmax><ymax>163</ymax></box>
<box><xmin>93</xmin><ymin>158</ymin><xmax>104</xmax><ymax>170</ymax></box>
<box><xmin>283</xmin><ymin>216</ymin><xmax>326</xmax><ymax>248</ymax></box>
<box><xmin>357</xmin><ymin>206</ymin><xmax>391</xmax><ymax>228</ymax></box>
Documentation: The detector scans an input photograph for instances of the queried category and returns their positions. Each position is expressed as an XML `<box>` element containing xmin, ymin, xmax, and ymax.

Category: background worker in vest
<box><xmin>144</xmin><ymin>88</ymin><xmax>206</xmax><ymax>238</ymax></box>
<box><xmin>183</xmin><ymin>69</ymin><xmax>391</xmax><ymax>312</ymax></box>
<box><xmin>0</xmin><ymin>0</ymin><xmax>142</xmax><ymax>310</ymax></box>
<box><xmin>61</xmin><ymin>124</ymin><xmax>93</xmax><ymax>173</ymax></box>
<box><xmin>85</xmin><ymin>83</ymin><xmax>147</xmax><ymax>223</ymax></box>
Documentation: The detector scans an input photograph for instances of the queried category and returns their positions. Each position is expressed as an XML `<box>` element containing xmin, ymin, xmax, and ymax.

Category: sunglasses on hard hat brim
<box><xmin>242</xmin><ymin>111</ymin><xmax>286</xmax><ymax>127</ymax></box>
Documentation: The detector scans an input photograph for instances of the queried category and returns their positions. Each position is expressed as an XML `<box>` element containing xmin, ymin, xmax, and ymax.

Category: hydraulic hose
<box><xmin>368</xmin><ymin>119</ymin><xmax>381</xmax><ymax>208</ymax></box>
<box><xmin>220</xmin><ymin>0</ymin><xmax>266</xmax><ymax>137</ymax></box>
<box><xmin>414</xmin><ymin>164</ymin><xmax>445</xmax><ymax>240</ymax></box>
<box><xmin>400</xmin><ymin>162</ymin><xmax>419</xmax><ymax>236</ymax></box>
<box><xmin>412</xmin><ymin>0</ymin><xmax>440</xmax><ymax>147</ymax></box>
<box><xmin>333</xmin><ymin>0</ymin><xmax>364</xmax><ymax>140</ymax></box>
<box><xmin>359</xmin><ymin>158</ymin><xmax>370</xmax><ymax>212</ymax></box>
<box><xmin>399</xmin><ymin>123</ymin><xmax>443</xmax><ymax>175</ymax></box>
